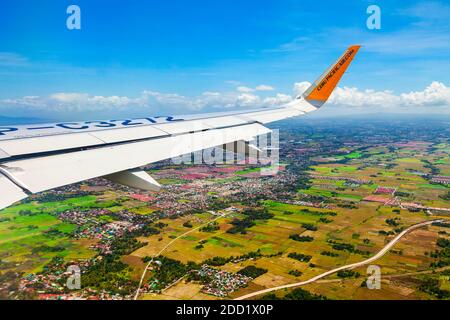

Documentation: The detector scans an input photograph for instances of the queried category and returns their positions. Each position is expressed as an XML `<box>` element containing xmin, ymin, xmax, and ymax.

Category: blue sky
<box><xmin>1</xmin><ymin>0</ymin><xmax>450</xmax><ymax>121</ymax></box>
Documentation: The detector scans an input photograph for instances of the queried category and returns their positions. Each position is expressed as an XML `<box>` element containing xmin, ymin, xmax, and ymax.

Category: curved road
<box><xmin>134</xmin><ymin>213</ymin><xmax>230</xmax><ymax>300</ymax></box>
<box><xmin>234</xmin><ymin>219</ymin><xmax>444</xmax><ymax>300</ymax></box>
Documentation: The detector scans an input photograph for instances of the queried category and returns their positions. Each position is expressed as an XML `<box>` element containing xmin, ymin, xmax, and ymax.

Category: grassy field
<box><xmin>0</xmin><ymin>195</ymin><xmax>105</xmax><ymax>273</ymax></box>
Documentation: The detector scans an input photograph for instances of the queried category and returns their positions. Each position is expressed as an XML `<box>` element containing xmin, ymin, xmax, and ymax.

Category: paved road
<box><xmin>134</xmin><ymin>213</ymin><xmax>230</xmax><ymax>300</ymax></box>
<box><xmin>234</xmin><ymin>219</ymin><xmax>444</xmax><ymax>300</ymax></box>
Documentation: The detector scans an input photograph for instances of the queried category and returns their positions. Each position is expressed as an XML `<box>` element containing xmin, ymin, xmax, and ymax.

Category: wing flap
<box><xmin>0</xmin><ymin>174</ymin><xmax>27</xmax><ymax>210</ymax></box>
<box><xmin>105</xmin><ymin>170</ymin><xmax>161</xmax><ymax>192</ymax></box>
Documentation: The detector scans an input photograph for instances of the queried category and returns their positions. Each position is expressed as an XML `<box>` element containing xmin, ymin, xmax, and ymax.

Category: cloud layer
<box><xmin>329</xmin><ymin>81</ymin><xmax>450</xmax><ymax>109</ymax></box>
<box><xmin>1</xmin><ymin>81</ymin><xmax>449</xmax><ymax>119</ymax></box>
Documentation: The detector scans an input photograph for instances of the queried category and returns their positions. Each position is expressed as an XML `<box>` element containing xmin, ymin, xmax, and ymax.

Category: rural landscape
<box><xmin>0</xmin><ymin>116</ymin><xmax>449</xmax><ymax>300</ymax></box>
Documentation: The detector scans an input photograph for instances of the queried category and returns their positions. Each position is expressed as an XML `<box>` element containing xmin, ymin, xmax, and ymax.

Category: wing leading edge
<box><xmin>0</xmin><ymin>46</ymin><xmax>360</xmax><ymax>210</ymax></box>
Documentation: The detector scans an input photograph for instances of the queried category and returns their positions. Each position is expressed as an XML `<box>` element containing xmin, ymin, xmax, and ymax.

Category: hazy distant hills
<box><xmin>0</xmin><ymin>116</ymin><xmax>50</xmax><ymax>125</ymax></box>
<box><xmin>1</xmin><ymin>113</ymin><xmax>448</xmax><ymax>126</ymax></box>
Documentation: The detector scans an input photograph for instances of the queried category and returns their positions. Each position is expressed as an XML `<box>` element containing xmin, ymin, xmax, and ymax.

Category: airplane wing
<box><xmin>0</xmin><ymin>45</ymin><xmax>360</xmax><ymax>210</ymax></box>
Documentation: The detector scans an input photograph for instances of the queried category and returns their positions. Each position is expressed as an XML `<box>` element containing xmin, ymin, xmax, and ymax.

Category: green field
<box><xmin>0</xmin><ymin>195</ymin><xmax>105</xmax><ymax>273</ymax></box>
<box><xmin>235</xmin><ymin>167</ymin><xmax>261</xmax><ymax>175</ymax></box>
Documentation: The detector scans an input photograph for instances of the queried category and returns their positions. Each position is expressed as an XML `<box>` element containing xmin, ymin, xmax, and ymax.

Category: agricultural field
<box><xmin>133</xmin><ymin>140</ymin><xmax>450</xmax><ymax>300</ymax></box>
<box><xmin>0</xmin><ymin>196</ymin><xmax>103</xmax><ymax>274</ymax></box>
<box><xmin>135</xmin><ymin>199</ymin><xmax>447</xmax><ymax>300</ymax></box>
<box><xmin>304</xmin><ymin>143</ymin><xmax>450</xmax><ymax>208</ymax></box>
<box><xmin>0</xmin><ymin>118</ymin><xmax>448</xmax><ymax>300</ymax></box>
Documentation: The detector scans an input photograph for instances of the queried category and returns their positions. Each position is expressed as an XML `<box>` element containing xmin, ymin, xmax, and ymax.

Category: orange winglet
<box><xmin>303</xmin><ymin>45</ymin><xmax>361</xmax><ymax>108</ymax></box>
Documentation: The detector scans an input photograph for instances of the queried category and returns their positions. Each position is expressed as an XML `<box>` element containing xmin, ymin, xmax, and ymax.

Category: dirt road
<box><xmin>234</xmin><ymin>219</ymin><xmax>444</xmax><ymax>300</ymax></box>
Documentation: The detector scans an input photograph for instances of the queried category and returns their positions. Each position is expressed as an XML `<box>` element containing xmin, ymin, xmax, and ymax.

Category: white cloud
<box><xmin>365</xmin><ymin>29</ymin><xmax>450</xmax><ymax>55</ymax></box>
<box><xmin>400</xmin><ymin>81</ymin><xmax>450</xmax><ymax>106</ymax></box>
<box><xmin>236</xmin><ymin>86</ymin><xmax>254</xmax><ymax>93</ymax></box>
<box><xmin>0</xmin><ymin>52</ymin><xmax>28</xmax><ymax>67</ymax></box>
<box><xmin>270</xmin><ymin>2</ymin><xmax>450</xmax><ymax>58</ymax></box>
<box><xmin>255</xmin><ymin>85</ymin><xmax>275</xmax><ymax>91</ymax></box>
<box><xmin>236</xmin><ymin>93</ymin><xmax>260</xmax><ymax>106</ymax></box>
<box><xmin>263</xmin><ymin>93</ymin><xmax>292</xmax><ymax>106</ymax></box>
<box><xmin>1</xmin><ymin>81</ymin><xmax>449</xmax><ymax>118</ymax></box>
<box><xmin>398</xmin><ymin>1</ymin><xmax>450</xmax><ymax>23</ymax></box>
<box><xmin>293</xmin><ymin>81</ymin><xmax>450</xmax><ymax>110</ymax></box>
<box><xmin>329</xmin><ymin>87</ymin><xmax>399</xmax><ymax>108</ymax></box>
<box><xmin>293</xmin><ymin>82</ymin><xmax>312</xmax><ymax>96</ymax></box>
<box><xmin>225</xmin><ymin>80</ymin><xmax>241</xmax><ymax>86</ymax></box>
<box><xmin>236</xmin><ymin>84</ymin><xmax>274</xmax><ymax>93</ymax></box>
<box><xmin>50</xmin><ymin>93</ymin><xmax>139</xmax><ymax>108</ymax></box>
<box><xmin>329</xmin><ymin>81</ymin><xmax>450</xmax><ymax>109</ymax></box>
<box><xmin>3</xmin><ymin>92</ymin><xmax>146</xmax><ymax>113</ymax></box>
